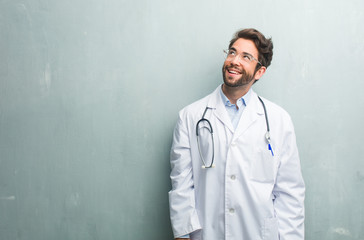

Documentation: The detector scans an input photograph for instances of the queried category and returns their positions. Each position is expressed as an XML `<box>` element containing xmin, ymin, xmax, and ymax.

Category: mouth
<box><xmin>226</xmin><ymin>66</ymin><xmax>242</xmax><ymax>76</ymax></box>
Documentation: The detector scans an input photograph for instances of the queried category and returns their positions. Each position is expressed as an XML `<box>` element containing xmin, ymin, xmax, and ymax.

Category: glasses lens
<box><xmin>242</xmin><ymin>54</ymin><xmax>252</xmax><ymax>62</ymax></box>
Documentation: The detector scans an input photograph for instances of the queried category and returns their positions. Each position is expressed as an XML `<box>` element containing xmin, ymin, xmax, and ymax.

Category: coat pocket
<box><xmin>250</xmin><ymin>148</ymin><xmax>276</xmax><ymax>183</ymax></box>
<box><xmin>263</xmin><ymin>217</ymin><xmax>279</xmax><ymax>240</ymax></box>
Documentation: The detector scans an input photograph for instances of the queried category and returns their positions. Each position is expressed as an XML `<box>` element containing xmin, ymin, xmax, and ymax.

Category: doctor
<box><xmin>169</xmin><ymin>28</ymin><xmax>305</xmax><ymax>240</ymax></box>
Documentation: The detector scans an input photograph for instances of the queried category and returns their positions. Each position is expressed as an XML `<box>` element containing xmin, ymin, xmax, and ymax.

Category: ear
<box><xmin>254</xmin><ymin>66</ymin><xmax>266</xmax><ymax>80</ymax></box>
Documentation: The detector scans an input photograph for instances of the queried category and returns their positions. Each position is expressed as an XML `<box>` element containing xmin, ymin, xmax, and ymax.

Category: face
<box><xmin>222</xmin><ymin>38</ymin><xmax>263</xmax><ymax>88</ymax></box>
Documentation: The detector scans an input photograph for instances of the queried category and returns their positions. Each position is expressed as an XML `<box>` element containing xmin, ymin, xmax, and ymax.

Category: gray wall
<box><xmin>1</xmin><ymin>0</ymin><xmax>363</xmax><ymax>239</ymax></box>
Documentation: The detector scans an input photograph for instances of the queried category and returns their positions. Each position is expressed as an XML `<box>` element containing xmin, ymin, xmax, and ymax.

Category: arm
<box><xmin>273</xmin><ymin>121</ymin><xmax>305</xmax><ymax>240</ymax></box>
<box><xmin>168</xmin><ymin>111</ymin><xmax>202</xmax><ymax>238</ymax></box>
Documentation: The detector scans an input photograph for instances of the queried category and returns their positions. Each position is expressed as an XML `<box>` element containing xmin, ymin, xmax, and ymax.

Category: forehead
<box><xmin>230</xmin><ymin>38</ymin><xmax>259</xmax><ymax>57</ymax></box>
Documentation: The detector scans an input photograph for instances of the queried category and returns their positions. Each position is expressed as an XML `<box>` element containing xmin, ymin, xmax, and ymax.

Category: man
<box><xmin>169</xmin><ymin>28</ymin><xmax>305</xmax><ymax>240</ymax></box>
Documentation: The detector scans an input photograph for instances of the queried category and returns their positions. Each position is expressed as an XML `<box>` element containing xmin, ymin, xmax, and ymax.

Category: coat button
<box><xmin>229</xmin><ymin>208</ymin><xmax>235</xmax><ymax>214</ymax></box>
<box><xmin>231</xmin><ymin>175</ymin><xmax>236</xmax><ymax>180</ymax></box>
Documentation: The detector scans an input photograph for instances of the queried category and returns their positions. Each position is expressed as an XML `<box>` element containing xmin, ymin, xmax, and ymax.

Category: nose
<box><xmin>229</xmin><ymin>54</ymin><xmax>241</xmax><ymax>65</ymax></box>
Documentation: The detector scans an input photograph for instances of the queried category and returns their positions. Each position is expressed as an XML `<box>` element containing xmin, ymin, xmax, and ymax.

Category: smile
<box><xmin>226</xmin><ymin>67</ymin><xmax>242</xmax><ymax>75</ymax></box>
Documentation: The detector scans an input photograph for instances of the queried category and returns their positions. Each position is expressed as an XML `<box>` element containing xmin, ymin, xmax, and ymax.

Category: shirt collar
<box><xmin>220</xmin><ymin>86</ymin><xmax>252</xmax><ymax>108</ymax></box>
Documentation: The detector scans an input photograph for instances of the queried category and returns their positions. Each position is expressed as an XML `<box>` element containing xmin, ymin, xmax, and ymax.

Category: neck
<box><xmin>222</xmin><ymin>84</ymin><xmax>250</xmax><ymax>105</ymax></box>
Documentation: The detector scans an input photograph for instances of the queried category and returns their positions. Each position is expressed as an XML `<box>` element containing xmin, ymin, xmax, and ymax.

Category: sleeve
<box><xmin>177</xmin><ymin>234</ymin><xmax>190</xmax><ymax>238</ymax></box>
<box><xmin>168</xmin><ymin>110</ymin><xmax>202</xmax><ymax>238</ymax></box>
<box><xmin>272</xmin><ymin>118</ymin><xmax>305</xmax><ymax>240</ymax></box>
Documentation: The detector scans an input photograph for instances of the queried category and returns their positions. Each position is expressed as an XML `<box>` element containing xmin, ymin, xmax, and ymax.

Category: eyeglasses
<box><xmin>223</xmin><ymin>49</ymin><xmax>261</xmax><ymax>65</ymax></box>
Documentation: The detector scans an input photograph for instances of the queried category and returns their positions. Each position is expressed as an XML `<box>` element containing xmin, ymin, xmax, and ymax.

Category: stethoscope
<box><xmin>196</xmin><ymin>96</ymin><xmax>274</xmax><ymax>169</ymax></box>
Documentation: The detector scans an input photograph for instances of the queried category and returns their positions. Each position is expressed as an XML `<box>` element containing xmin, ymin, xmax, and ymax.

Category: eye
<box><xmin>242</xmin><ymin>54</ymin><xmax>252</xmax><ymax>61</ymax></box>
<box><xmin>228</xmin><ymin>50</ymin><xmax>236</xmax><ymax>56</ymax></box>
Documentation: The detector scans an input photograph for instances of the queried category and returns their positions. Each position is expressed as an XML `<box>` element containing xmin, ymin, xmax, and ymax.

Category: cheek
<box><xmin>223</xmin><ymin>61</ymin><xmax>229</xmax><ymax>68</ymax></box>
<box><xmin>223</xmin><ymin>60</ymin><xmax>236</xmax><ymax>70</ymax></box>
<box><xmin>222</xmin><ymin>62</ymin><xmax>229</xmax><ymax>71</ymax></box>
<box><xmin>246</xmin><ymin>66</ymin><xmax>256</xmax><ymax>75</ymax></box>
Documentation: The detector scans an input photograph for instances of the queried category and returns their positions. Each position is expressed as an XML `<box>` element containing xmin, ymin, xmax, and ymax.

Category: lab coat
<box><xmin>169</xmin><ymin>85</ymin><xmax>305</xmax><ymax>240</ymax></box>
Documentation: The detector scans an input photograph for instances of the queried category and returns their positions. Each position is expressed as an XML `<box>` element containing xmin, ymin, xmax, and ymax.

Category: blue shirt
<box><xmin>220</xmin><ymin>87</ymin><xmax>252</xmax><ymax>130</ymax></box>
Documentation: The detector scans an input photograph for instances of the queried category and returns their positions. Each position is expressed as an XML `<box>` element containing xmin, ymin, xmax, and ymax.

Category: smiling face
<box><xmin>222</xmin><ymin>38</ymin><xmax>265</xmax><ymax>90</ymax></box>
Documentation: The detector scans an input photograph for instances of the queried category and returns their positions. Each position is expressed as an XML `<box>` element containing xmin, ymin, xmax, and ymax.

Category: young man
<box><xmin>169</xmin><ymin>28</ymin><xmax>305</xmax><ymax>240</ymax></box>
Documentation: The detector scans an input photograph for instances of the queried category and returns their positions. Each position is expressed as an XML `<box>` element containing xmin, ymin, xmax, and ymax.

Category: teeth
<box><xmin>228</xmin><ymin>70</ymin><xmax>240</xmax><ymax>74</ymax></box>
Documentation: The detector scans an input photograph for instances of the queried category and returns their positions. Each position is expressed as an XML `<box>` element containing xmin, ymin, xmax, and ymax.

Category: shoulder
<box><xmin>178</xmin><ymin>86</ymin><xmax>220</xmax><ymax>119</ymax></box>
<box><xmin>173</xmin><ymin>93</ymin><xmax>211</xmax><ymax>134</ymax></box>
<box><xmin>178</xmin><ymin>94</ymin><xmax>210</xmax><ymax>121</ymax></box>
<box><xmin>259</xmin><ymin>96</ymin><xmax>291</xmax><ymax>119</ymax></box>
<box><xmin>256</xmin><ymin>95</ymin><xmax>293</xmax><ymax>125</ymax></box>
<box><xmin>255</xmin><ymin>95</ymin><xmax>300</xmax><ymax>149</ymax></box>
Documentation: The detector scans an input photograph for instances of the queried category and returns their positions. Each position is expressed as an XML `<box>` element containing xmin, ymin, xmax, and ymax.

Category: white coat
<box><xmin>169</xmin><ymin>85</ymin><xmax>305</xmax><ymax>240</ymax></box>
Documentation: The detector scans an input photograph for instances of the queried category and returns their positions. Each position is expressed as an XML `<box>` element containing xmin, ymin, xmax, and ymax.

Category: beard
<box><xmin>222</xmin><ymin>63</ymin><xmax>255</xmax><ymax>87</ymax></box>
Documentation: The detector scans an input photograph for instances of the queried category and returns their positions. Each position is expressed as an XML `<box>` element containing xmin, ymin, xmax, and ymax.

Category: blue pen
<box><xmin>265</xmin><ymin>132</ymin><xmax>274</xmax><ymax>156</ymax></box>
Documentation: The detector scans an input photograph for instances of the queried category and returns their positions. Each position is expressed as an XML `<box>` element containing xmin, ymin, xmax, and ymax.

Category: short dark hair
<box><xmin>229</xmin><ymin>28</ymin><xmax>273</xmax><ymax>69</ymax></box>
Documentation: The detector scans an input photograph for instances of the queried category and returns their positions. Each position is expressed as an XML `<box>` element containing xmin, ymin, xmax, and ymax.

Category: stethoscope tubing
<box><xmin>196</xmin><ymin>107</ymin><xmax>215</xmax><ymax>168</ymax></box>
<box><xmin>196</xmin><ymin>96</ymin><xmax>272</xmax><ymax>168</ymax></box>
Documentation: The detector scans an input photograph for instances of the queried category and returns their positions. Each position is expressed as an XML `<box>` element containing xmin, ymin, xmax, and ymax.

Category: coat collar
<box><xmin>206</xmin><ymin>85</ymin><xmax>265</xmax><ymax>137</ymax></box>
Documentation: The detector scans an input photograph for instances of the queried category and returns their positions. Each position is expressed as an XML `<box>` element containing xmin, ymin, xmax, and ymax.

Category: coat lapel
<box><xmin>206</xmin><ymin>86</ymin><xmax>265</xmax><ymax>137</ymax></box>
<box><xmin>233</xmin><ymin>91</ymin><xmax>264</xmax><ymax>141</ymax></box>
<box><xmin>206</xmin><ymin>85</ymin><xmax>234</xmax><ymax>133</ymax></box>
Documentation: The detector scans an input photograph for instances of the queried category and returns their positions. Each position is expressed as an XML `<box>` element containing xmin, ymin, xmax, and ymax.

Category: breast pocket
<box><xmin>250</xmin><ymin>147</ymin><xmax>277</xmax><ymax>183</ymax></box>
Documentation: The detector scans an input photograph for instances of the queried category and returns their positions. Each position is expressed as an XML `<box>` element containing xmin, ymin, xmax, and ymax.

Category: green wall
<box><xmin>1</xmin><ymin>0</ymin><xmax>363</xmax><ymax>239</ymax></box>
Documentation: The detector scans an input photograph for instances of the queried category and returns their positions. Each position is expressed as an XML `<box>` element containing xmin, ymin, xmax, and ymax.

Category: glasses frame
<box><xmin>223</xmin><ymin>49</ymin><xmax>262</xmax><ymax>66</ymax></box>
